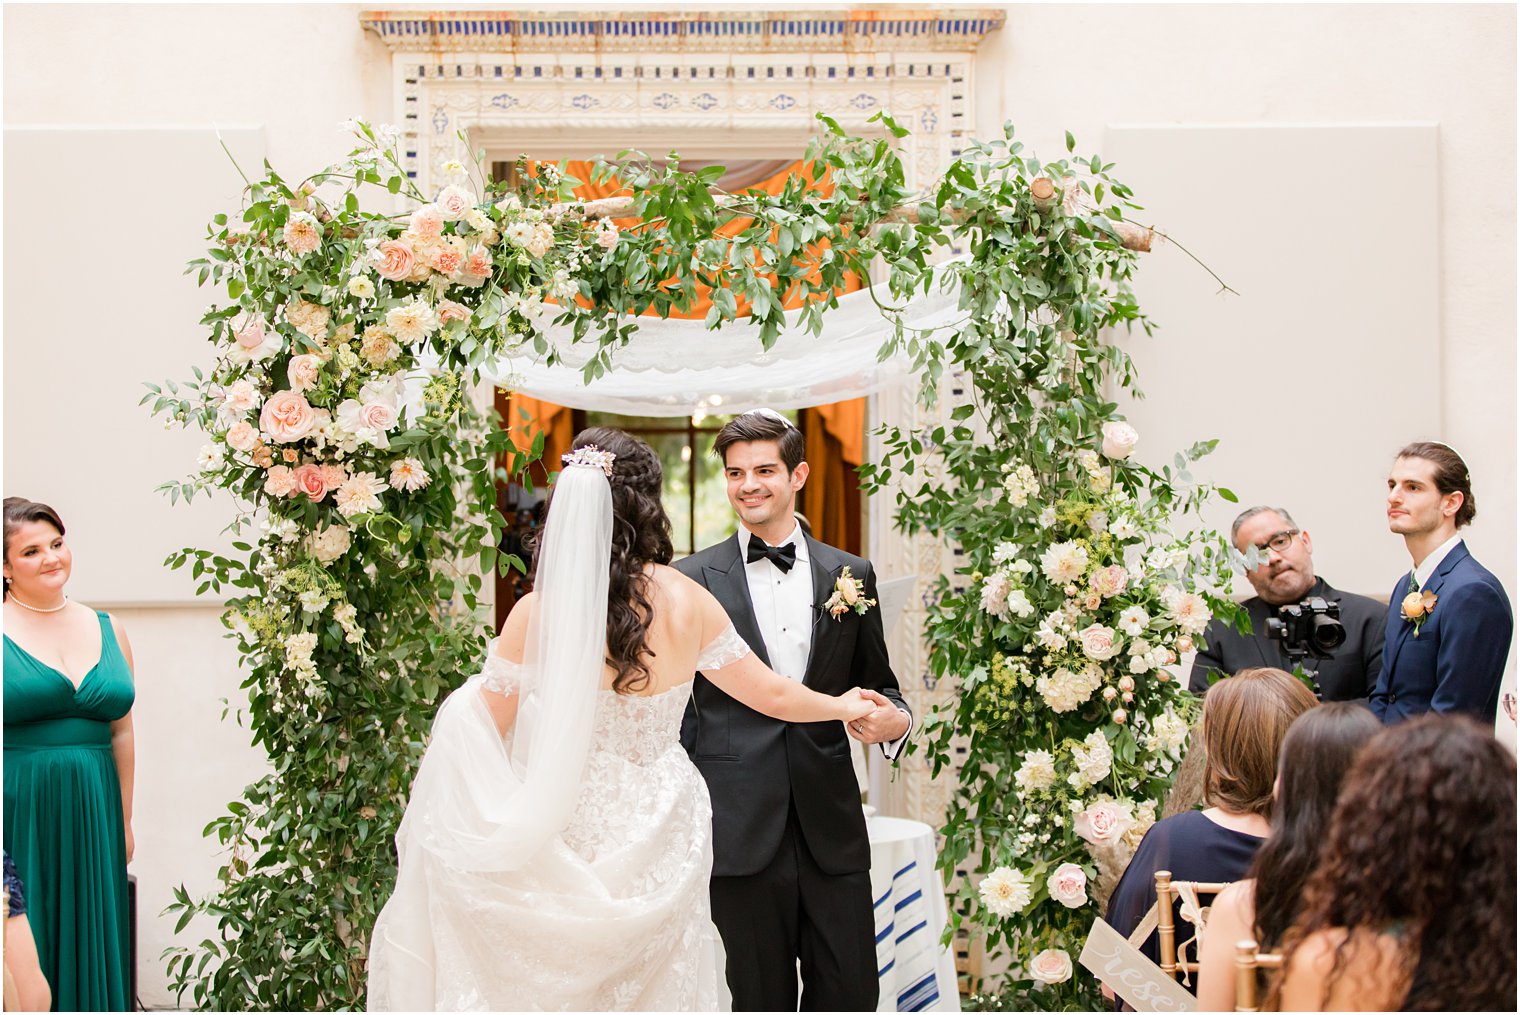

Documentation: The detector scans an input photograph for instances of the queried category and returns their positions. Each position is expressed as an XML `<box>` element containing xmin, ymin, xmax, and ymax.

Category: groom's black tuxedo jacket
<box><xmin>676</xmin><ymin>534</ymin><xmax>909</xmax><ymax>879</ymax></box>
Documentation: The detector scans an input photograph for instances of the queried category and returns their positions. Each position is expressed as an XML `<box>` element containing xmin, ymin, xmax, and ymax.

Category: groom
<box><xmin>677</xmin><ymin>409</ymin><xmax>911</xmax><ymax>1012</ymax></box>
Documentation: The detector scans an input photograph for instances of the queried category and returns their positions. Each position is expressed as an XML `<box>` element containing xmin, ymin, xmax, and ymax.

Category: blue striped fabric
<box><xmin>871</xmin><ymin>859</ymin><xmax>941</xmax><ymax>1010</ymax></box>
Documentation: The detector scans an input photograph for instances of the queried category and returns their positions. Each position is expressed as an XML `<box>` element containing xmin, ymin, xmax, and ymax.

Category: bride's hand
<box><xmin>837</xmin><ymin>687</ymin><xmax>876</xmax><ymax>722</ymax></box>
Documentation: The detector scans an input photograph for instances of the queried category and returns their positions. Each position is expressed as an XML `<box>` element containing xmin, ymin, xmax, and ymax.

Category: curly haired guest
<box><xmin>1106</xmin><ymin>668</ymin><xmax>1318</xmax><ymax>985</ymax></box>
<box><xmin>2</xmin><ymin>498</ymin><xmax>136</xmax><ymax>1011</ymax></box>
<box><xmin>1194</xmin><ymin>703</ymin><xmax>1382</xmax><ymax>1010</ymax></box>
<box><xmin>1273</xmin><ymin>714</ymin><xmax>1516</xmax><ymax>1011</ymax></box>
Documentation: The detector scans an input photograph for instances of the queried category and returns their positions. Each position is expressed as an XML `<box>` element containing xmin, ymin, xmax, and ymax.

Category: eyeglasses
<box><xmin>1250</xmin><ymin>529</ymin><xmax>1301</xmax><ymax>554</ymax></box>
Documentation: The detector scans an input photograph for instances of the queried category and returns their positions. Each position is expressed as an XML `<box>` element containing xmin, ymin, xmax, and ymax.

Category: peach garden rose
<box><xmin>259</xmin><ymin>390</ymin><xmax>317</xmax><ymax>444</ymax></box>
<box><xmin>375</xmin><ymin>239</ymin><xmax>416</xmax><ymax>282</ymax></box>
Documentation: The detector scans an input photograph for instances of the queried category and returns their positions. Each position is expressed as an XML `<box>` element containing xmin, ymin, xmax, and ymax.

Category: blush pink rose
<box><xmin>1074</xmin><ymin>800</ymin><xmax>1134</xmax><ymax>848</ymax></box>
<box><xmin>359</xmin><ymin>402</ymin><xmax>398</xmax><ymax>432</ymax></box>
<box><xmin>287</xmin><ymin>354</ymin><xmax>322</xmax><ymax>392</ymax></box>
<box><xmin>1078</xmin><ymin>623</ymin><xmax>1121</xmax><ymax>661</ymax></box>
<box><xmin>597</xmin><ymin>227</ymin><xmax>619</xmax><ymax>249</ymax></box>
<box><xmin>438</xmin><ymin>300</ymin><xmax>470</xmax><ymax>324</ymax></box>
<box><xmin>235</xmin><ymin>319</ymin><xmax>266</xmax><ymax>351</ymax></box>
<box><xmin>225</xmin><ymin>421</ymin><xmax>259</xmax><ymax>452</ymax></box>
<box><xmin>409</xmin><ymin>204</ymin><xmax>444</xmax><ymax>238</ymax></box>
<box><xmin>1091</xmin><ymin>564</ymin><xmax>1129</xmax><ymax>598</ymax></box>
<box><xmin>259</xmin><ymin>390</ymin><xmax>317</xmax><ymax>444</ymax></box>
<box><xmin>1028</xmin><ymin>949</ymin><xmax>1073</xmax><ymax>985</ymax></box>
<box><xmin>1045</xmin><ymin>863</ymin><xmax>1088</xmax><ymax>909</ymax></box>
<box><xmin>320</xmin><ymin>464</ymin><xmax>348</xmax><ymax>490</ymax></box>
<box><xmin>375</xmin><ymin>239</ymin><xmax>416</xmax><ymax>282</ymax></box>
<box><xmin>292</xmin><ymin>463</ymin><xmax>328</xmax><ymax>501</ymax></box>
<box><xmin>263</xmin><ymin>465</ymin><xmax>298</xmax><ymax>498</ymax></box>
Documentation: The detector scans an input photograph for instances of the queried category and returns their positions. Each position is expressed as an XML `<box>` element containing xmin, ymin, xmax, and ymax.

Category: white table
<box><xmin>868</xmin><ymin>815</ymin><xmax>960</xmax><ymax>1012</ymax></box>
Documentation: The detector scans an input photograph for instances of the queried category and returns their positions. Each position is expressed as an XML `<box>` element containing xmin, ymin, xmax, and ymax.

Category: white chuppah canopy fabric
<box><xmin>484</xmin><ymin>261</ymin><xmax>967</xmax><ymax>416</ymax></box>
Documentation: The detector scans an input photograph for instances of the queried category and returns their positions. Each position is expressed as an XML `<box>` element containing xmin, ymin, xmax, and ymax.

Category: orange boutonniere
<box><xmin>1400</xmin><ymin>589</ymin><xmax>1438</xmax><ymax>637</ymax></box>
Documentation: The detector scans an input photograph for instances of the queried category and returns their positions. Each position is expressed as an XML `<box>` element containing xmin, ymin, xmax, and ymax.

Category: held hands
<box><xmin>837</xmin><ymin>688</ymin><xmax>877</xmax><ymax>723</ymax></box>
<box><xmin>845</xmin><ymin>688</ymin><xmax>911</xmax><ymax>745</ymax></box>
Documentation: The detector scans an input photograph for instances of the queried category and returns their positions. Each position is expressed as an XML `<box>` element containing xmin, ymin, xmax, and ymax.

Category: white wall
<box><xmin>3</xmin><ymin>3</ymin><xmax>1514</xmax><ymax>1005</ymax></box>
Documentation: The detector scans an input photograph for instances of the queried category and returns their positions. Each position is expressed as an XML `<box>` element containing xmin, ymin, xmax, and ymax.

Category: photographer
<box><xmin>1190</xmin><ymin>506</ymin><xmax>1386</xmax><ymax>702</ymax></box>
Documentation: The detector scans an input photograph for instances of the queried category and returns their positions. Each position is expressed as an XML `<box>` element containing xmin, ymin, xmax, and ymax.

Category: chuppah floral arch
<box><xmin>147</xmin><ymin>13</ymin><xmax>1242</xmax><ymax>1012</ymax></box>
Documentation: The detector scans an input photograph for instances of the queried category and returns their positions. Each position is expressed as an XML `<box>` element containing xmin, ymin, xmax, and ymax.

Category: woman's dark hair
<box><xmin>1396</xmin><ymin>441</ymin><xmax>1476</xmax><ymax>528</ymax></box>
<box><xmin>1247</xmin><ymin>703</ymin><xmax>1382</xmax><ymax>949</ymax></box>
<box><xmin>3</xmin><ymin>498</ymin><xmax>66</xmax><ymax>601</ymax></box>
<box><xmin>564</xmin><ymin>428</ymin><xmax>672</xmax><ymax>694</ymax></box>
<box><xmin>1273</xmin><ymin>714</ymin><xmax>1516</xmax><ymax>1010</ymax></box>
<box><xmin>1201</xmin><ymin>667</ymin><xmax>1318</xmax><ymax>819</ymax></box>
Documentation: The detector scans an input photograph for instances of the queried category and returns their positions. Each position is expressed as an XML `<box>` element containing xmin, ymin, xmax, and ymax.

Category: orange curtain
<box><xmin>800</xmin><ymin>399</ymin><xmax>866</xmax><ymax>556</ymax></box>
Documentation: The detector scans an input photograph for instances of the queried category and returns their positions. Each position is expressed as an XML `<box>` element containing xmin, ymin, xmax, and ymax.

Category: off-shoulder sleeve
<box><xmin>697</xmin><ymin>623</ymin><xmax>752</xmax><ymax>671</ymax></box>
<box><xmin>479</xmin><ymin>640</ymin><xmax>529</xmax><ymax>694</ymax></box>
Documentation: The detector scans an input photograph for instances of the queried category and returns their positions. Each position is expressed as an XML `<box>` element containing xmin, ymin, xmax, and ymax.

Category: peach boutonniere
<box><xmin>823</xmin><ymin>566</ymin><xmax>877</xmax><ymax>620</ymax></box>
<box><xmin>1401</xmin><ymin>588</ymin><xmax>1438</xmax><ymax>637</ymax></box>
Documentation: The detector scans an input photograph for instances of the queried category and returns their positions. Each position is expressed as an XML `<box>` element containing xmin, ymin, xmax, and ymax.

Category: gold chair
<box><xmin>1233</xmin><ymin>938</ymin><xmax>1283</xmax><ymax>1012</ymax></box>
<box><xmin>1153</xmin><ymin>869</ymin><xmax>1231</xmax><ymax>982</ymax></box>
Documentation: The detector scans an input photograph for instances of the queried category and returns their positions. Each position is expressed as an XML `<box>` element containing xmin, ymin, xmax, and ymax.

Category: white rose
<box><xmin>307</xmin><ymin>524</ymin><xmax>352</xmax><ymax>563</ymax></box>
<box><xmin>1029</xmin><ymin>948</ymin><xmax>1073</xmax><ymax>985</ymax></box>
<box><xmin>1045</xmin><ymin>864</ymin><xmax>1088</xmax><ymax>909</ymax></box>
<box><xmin>347</xmin><ymin>275</ymin><xmax>376</xmax><ymax>300</ymax></box>
<box><xmin>1101</xmin><ymin>421</ymin><xmax>1139</xmax><ymax>460</ymax></box>
<box><xmin>1074</xmin><ymin>799</ymin><xmax>1135</xmax><ymax>848</ymax></box>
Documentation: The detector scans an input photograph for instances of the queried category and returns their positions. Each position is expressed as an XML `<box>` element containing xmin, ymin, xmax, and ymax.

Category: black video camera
<box><xmin>1264</xmin><ymin>596</ymin><xmax>1347</xmax><ymax>662</ymax></box>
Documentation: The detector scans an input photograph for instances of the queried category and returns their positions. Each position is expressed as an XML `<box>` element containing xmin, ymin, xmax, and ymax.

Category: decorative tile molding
<box><xmin>360</xmin><ymin>9</ymin><xmax>1004</xmax><ymax>53</ymax></box>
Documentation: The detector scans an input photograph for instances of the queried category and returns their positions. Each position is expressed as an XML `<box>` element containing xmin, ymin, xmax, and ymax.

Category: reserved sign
<box><xmin>1079</xmin><ymin>918</ymin><xmax>1197</xmax><ymax>1012</ymax></box>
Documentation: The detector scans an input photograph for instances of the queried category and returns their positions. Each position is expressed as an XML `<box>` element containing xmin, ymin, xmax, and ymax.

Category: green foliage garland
<box><xmin>862</xmin><ymin>129</ymin><xmax>1239</xmax><ymax>1007</ymax></box>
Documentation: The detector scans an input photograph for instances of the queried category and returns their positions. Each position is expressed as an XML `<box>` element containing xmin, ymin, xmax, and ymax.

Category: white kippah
<box><xmin>745</xmin><ymin>407</ymin><xmax>797</xmax><ymax>429</ymax></box>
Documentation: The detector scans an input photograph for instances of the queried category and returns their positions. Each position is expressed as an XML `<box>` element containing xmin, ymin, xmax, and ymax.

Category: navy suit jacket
<box><xmin>1371</xmin><ymin>540</ymin><xmax>1513</xmax><ymax>725</ymax></box>
<box><xmin>675</xmin><ymin>534</ymin><xmax>908</xmax><ymax>878</ymax></box>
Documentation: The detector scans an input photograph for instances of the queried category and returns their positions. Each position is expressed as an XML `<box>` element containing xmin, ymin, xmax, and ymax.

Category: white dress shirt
<box><xmin>1412</xmin><ymin>533</ymin><xmax>1464</xmax><ymax>589</ymax></box>
<box><xmin>738</xmin><ymin>525</ymin><xmax>911</xmax><ymax>759</ymax></box>
<box><xmin>739</xmin><ymin>524</ymin><xmax>814</xmax><ymax>682</ymax></box>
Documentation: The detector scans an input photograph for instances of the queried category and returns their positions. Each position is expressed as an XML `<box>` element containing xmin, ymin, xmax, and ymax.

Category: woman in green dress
<box><xmin>3</xmin><ymin>498</ymin><xmax>135</xmax><ymax>1011</ymax></box>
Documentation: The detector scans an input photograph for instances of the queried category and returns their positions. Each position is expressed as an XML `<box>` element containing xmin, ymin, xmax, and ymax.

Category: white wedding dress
<box><xmin>366</xmin><ymin>460</ymin><xmax>748</xmax><ymax>1011</ymax></box>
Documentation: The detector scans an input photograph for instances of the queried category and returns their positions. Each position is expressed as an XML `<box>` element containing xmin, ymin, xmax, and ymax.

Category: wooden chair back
<box><xmin>1233</xmin><ymin>938</ymin><xmax>1283</xmax><ymax>1012</ymax></box>
<box><xmin>1153</xmin><ymin>869</ymin><xmax>1231</xmax><ymax>981</ymax></box>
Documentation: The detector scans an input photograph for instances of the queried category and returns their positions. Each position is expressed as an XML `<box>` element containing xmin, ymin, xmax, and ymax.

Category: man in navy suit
<box><xmin>1372</xmin><ymin>441</ymin><xmax>1513</xmax><ymax>724</ymax></box>
<box><xmin>675</xmin><ymin>409</ymin><xmax>910</xmax><ymax>1011</ymax></box>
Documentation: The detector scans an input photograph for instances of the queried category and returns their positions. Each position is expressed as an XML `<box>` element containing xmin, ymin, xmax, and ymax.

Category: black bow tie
<box><xmin>747</xmin><ymin>540</ymin><xmax>798</xmax><ymax>573</ymax></box>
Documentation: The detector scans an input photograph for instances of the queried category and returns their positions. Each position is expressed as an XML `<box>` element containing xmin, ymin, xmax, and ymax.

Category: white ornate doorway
<box><xmin>360</xmin><ymin>7</ymin><xmax>1003</xmax><ymax>867</ymax></box>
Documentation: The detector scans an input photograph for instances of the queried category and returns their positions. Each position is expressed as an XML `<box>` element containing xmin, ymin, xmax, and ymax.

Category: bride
<box><xmin>366</xmin><ymin>427</ymin><xmax>875</xmax><ymax>1011</ymax></box>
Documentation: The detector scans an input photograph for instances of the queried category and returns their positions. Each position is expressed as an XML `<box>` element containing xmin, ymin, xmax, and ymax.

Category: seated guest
<box><xmin>1372</xmin><ymin>442</ymin><xmax>1513</xmax><ymax>724</ymax></box>
<box><xmin>1106</xmin><ymin>668</ymin><xmax>1318</xmax><ymax>981</ymax></box>
<box><xmin>1274</xmin><ymin>714</ymin><xmax>1516</xmax><ymax>1010</ymax></box>
<box><xmin>1194</xmin><ymin>703</ymin><xmax>1382</xmax><ymax>1010</ymax></box>
<box><xmin>1190</xmin><ymin>506</ymin><xmax>1385</xmax><ymax>703</ymax></box>
<box><xmin>3</xmin><ymin>850</ymin><xmax>50</xmax><ymax>1011</ymax></box>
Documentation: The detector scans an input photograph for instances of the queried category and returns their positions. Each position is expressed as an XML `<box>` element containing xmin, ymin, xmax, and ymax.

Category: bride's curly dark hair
<box><xmin>1270</xmin><ymin>714</ymin><xmax>1516</xmax><ymax>1010</ymax></box>
<box><xmin>562</xmin><ymin>427</ymin><xmax>673</xmax><ymax>693</ymax></box>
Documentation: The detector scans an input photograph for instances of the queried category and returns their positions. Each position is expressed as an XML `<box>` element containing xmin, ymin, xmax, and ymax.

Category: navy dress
<box><xmin>1105</xmin><ymin>810</ymin><xmax>1266</xmax><ymax>986</ymax></box>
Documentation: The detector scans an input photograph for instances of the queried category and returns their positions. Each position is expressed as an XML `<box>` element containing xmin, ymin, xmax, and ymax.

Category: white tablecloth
<box><xmin>868</xmin><ymin>816</ymin><xmax>960</xmax><ymax>1012</ymax></box>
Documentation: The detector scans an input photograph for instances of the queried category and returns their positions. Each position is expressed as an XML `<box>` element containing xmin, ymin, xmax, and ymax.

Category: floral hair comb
<box><xmin>561</xmin><ymin>445</ymin><xmax>616</xmax><ymax>476</ymax></box>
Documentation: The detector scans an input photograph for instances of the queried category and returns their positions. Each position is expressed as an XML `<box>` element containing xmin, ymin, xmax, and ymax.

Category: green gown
<box><xmin>4</xmin><ymin>610</ymin><xmax>134</xmax><ymax>1012</ymax></box>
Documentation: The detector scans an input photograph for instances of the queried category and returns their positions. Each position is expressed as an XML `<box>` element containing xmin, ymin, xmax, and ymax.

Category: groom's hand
<box><xmin>845</xmin><ymin>688</ymin><xmax>910</xmax><ymax>744</ymax></box>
